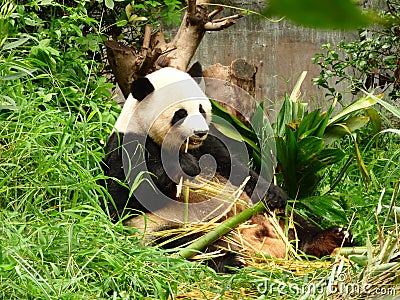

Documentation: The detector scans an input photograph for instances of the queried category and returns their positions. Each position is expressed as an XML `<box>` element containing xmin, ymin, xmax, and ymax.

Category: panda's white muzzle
<box><xmin>182</xmin><ymin>114</ymin><xmax>209</xmax><ymax>148</ymax></box>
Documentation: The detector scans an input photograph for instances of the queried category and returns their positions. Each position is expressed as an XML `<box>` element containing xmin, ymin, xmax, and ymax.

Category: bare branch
<box><xmin>150</xmin><ymin>29</ymin><xmax>167</xmax><ymax>50</ymax></box>
<box><xmin>188</xmin><ymin>0</ymin><xmax>196</xmax><ymax>14</ymax></box>
<box><xmin>140</xmin><ymin>24</ymin><xmax>152</xmax><ymax>57</ymax></box>
<box><xmin>187</xmin><ymin>0</ymin><xmax>202</xmax><ymax>24</ymax></box>
<box><xmin>204</xmin><ymin>14</ymin><xmax>244</xmax><ymax>31</ymax></box>
<box><xmin>208</xmin><ymin>6</ymin><xmax>223</xmax><ymax>19</ymax></box>
<box><xmin>138</xmin><ymin>29</ymin><xmax>170</xmax><ymax>75</ymax></box>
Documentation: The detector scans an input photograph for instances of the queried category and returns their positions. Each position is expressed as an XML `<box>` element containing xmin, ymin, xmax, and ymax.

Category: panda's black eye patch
<box><xmin>199</xmin><ymin>104</ymin><xmax>206</xmax><ymax>118</ymax></box>
<box><xmin>171</xmin><ymin>109</ymin><xmax>188</xmax><ymax>126</ymax></box>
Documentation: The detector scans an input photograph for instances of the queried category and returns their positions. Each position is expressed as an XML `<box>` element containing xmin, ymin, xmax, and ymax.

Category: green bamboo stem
<box><xmin>175</xmin><ymin>200</ymin><xmax>267</xmax><ymax>259</ymax></box>
<box><xmin>337</xmin><ymin>246</ymin><xmax>367</xmax><ymax>257</ymax></box>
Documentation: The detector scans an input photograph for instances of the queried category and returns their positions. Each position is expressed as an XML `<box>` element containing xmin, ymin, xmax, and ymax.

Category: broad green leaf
<box><xmin>364</xmin><ymin>91</ymin><xmax>400</xmax><ymax>119</ymax></box>
<box><xmin>263</xmin><ymin>0</ymin><xmax>370</xmax><ymax>29</ymax></box>
<box><xmin>379</xmin><ymin>129</ymin><xmax>400</xmax><ymax>135</ymax></box>
<box><xmin>328</xmin><ymin>95</ymin><xmax>377</xmax><ymax>126</ymax></box>
<box><xmin>250</xmin><ymin>103</ymin><xmax>265</xmax><ymax>135</ymax></box>
<box><xmin>1</xmin><ymin>71</ymin><xmax>30</xmax><ymax>80</ymax></box>
<box><xmin>125</xmin><ymin>3</ymin><xmax>133</xmax><ymax>18</ymax></box>
<box><xmin>349</xmin><ymin>255</ymin><xmax>368</xmax><ymax>267</ymax></box>
<box><xmin>297</xmin><ymin>109</ymin><xmax>327</xmax><ymax>139</ymax></box>
<box><xmin>212</xmin><ymin>121</ymin><xmax>243</xmax><ymax>143</ymax></box>
<box><xmin>297</xmin><ymin>136</ymin><xmax>324</xmax><ymax>163</ymax></box>
<box><xmin>105</xmin><ymin>0</ymin><xmax>114</xmax><ymax>9</ymax></box>
<box><xmin>211</xmin><ymin>100</ymin><xmax>256</xmax><ymax>139</ymax></box>
<box><xmin>297</xmin><ymin>195</ymin><xmax>348</xmax><ymax>224</ymax></box>
<box><xmin>212</xmin><ymin>120</ymin><xmax>260</xmax><ymax>154</ymax></box>
<box><xmin>278</xmin><ymin>126</ymin><xmax>299</xmax><ymax>197</ymax></box>
<box><xmin>315</xmin><ymin>148</ymin><xmax>345</xmax><ymax>165</ymax></box>
<box><xmin>365</xmin><ymin>108</ymin><xmax>382</xmax><ymax>135</ymax></box>
<box><xmin>2</xmin><ymin>37</ymin><xmax>30</xmax><ymax>50</ymax></box>
<box><xmin>336</xmin><ymin>124</ymin><xmax>370</xmax><ymax>185</ymax></box>
<box><xmin>275</xmin><ymin>94</ymin><xmax>303</xmax><ymax>137</ymax></box>
<box><xmin>324</xmin><ymin>115</ymin><xmax>370</xmax><ymax>145</ymax></box>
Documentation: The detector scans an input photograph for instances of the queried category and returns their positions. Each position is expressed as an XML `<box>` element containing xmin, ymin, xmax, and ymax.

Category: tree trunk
<box><xmin>204</xmin><ymin>58</ymin><xmax>258</xmax><ymax>125</ymax></box>
<box><xmin>105</xmin><ymin>1</ymin><xmax>243</xmax><ymax>98</ymax></box>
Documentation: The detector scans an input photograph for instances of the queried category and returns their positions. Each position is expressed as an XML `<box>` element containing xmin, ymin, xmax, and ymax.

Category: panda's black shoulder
<box><xmin>191</xmin><ymin>126</ymin><xmax>232</xmax><ymax>164</ymax></box>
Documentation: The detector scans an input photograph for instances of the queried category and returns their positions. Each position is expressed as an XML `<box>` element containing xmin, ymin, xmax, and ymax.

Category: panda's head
<box><xmin>127</xmin><ymin>63</ymin><xmax>212</xmax><ymax>151</ymax></box>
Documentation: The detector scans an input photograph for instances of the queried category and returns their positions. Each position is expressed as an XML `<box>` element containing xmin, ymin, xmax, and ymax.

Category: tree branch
<box><xmin>204</xmin><ymin>14</ymin><xmax>244</xmax><ymax>31</ymax></box>
<box><xmin>187</xmin><ymin>0</ymin><xmax>202</xmax><ymax>24</ymax></box>
<box><xmin>105</xmin><ymin>0</ymin><xmax>244</xmax><ymax>96</ymax></box>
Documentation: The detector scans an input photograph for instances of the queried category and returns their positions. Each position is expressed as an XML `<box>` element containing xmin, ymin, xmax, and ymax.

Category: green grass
<box><xmin>0</xmin><ymin>67</ymin><xmax>398</xmax><ymax>300</ymax></box>
<box><xmin>0</xmin><ymin>1</ymin><xmax>399</xmax><ymax>299</ymax></box>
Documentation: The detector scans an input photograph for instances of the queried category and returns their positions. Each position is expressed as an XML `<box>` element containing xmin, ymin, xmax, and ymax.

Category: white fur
<box><xmin>119</xmin><ymin>67</ymin><xmax>212</xmax><ymax>150</ymax></box>
<box><xmin>114</xmin><ymin>94</ymin><xmax>138</xmax><ymax>133</ymax></box>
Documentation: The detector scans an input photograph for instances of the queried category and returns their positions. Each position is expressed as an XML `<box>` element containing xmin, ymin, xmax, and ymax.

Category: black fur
<box><xmin>101</xmin><ymin>125</ymin><xmax>287</xmax><ymax>220</ymax></box>
<box><xmin>171</xmin><ymin>108</ymin><xmax>188</xmax><ymax>126</ymax></box>
<box><xmin>187</xmin><ymin>62</ymin><xmax>203</xmax><ymax>82</ymax></box>
<box><xmin>191</xmin><ymin>128</ymin><xmax>287</xmax><ymax>210</ymax></box>
<box><xmin>130</xmin><ymin>77</ymin><xmax>155</xmax><ymax>101</ymax></box>
<box><xmin>288</xmin><ymin>214</ymin><xmax>353</xmax><ymax>257</ymax></box>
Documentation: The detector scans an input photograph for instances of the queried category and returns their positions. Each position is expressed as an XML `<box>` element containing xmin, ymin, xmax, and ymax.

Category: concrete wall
<box><xmin>192</xmin><ymin>0</ymin><xmax>358</xmax><ymax>114</ymax></box>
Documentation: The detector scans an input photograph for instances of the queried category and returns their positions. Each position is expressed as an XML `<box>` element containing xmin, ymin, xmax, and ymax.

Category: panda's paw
<box><xmin>264</xmin><ymin>185</ymin><xmax>287</xmax><ymax>210</ymax></box>
<box><xmin>179</xmin><ymin>153</ymin><xmax>200</xmax><ymax>177</ymax></box>
<box><xmin>206</xmin><ymin>252</ymin><xmax>245</xmax><ymax>273</ymax></box>
<box><xmin>324</xmin><ymin>227</ymin><xmax>354</xmax><ymax>247</ymax></box>
<box><xmin>301</xmin><ymin>227</ymin><xmax>353</xmax><ymax>258</ymax></box>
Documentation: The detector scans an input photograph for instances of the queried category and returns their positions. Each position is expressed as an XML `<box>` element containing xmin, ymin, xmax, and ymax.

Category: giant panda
<box><xmin>101</xmin><ymin>63</ymin><xmax>353</xmax><ymax>272</ymax></box>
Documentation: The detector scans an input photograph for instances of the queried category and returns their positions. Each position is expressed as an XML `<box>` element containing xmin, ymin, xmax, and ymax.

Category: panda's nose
<box><xmin>194</xmin><ymin>130</ymin><xmax>208</xmax><ymax>138</ymax></box>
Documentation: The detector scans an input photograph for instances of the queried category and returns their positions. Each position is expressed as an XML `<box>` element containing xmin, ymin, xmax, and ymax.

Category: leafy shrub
<box><xmin>313</xmin><ymin>0</ymin><xmax>400</xmax><ymax>103</ymax></box>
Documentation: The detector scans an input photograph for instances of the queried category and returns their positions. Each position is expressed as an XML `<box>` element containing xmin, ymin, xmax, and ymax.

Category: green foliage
<box><xmin>0</xmin><ymin>1</ymin><xmax>217</xmax><ymax>298</ymax></box>
<box><xmin>313</xmin><ymin>1</ymin><xmax>400</xmax><ymax>103</ymax></box>
<box><xmin>212</xmin><ymin>91</ymin><xmax>377</xmax><ymax>200</ymax></box>
<box><xmin>0</xmin><ymin>1</ymin><xmax>117</xmax><ymax>209</ymax></box>
<box><xmin>263</xmin><ymin>0</ymin><xmax>370</xmax><ymax>29</ymax></box>
<box><xmin>91</xmin><ymin>0</ymin><xmax>183</xmax><ymax>45</ymax></box>
<box><xmin>274</xmin><ymin>95</ymin><xmax>347</xmax><ymax>199</ymax></box>
<box><xmin>1</xmin><ymin>1</ymin><xmax>399</xmax><ymax>298</ymax></box>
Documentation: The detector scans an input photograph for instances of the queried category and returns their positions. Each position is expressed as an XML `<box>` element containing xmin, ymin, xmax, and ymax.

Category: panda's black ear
<box><xmin>130</xmin><ymin>77</ymin><xmax>155</xmax><ymax>101</ymax></box>
<box><xmin>187</xmin><ymin>62</ymin><xmax>203</xmax><ymax>83</ymax></box>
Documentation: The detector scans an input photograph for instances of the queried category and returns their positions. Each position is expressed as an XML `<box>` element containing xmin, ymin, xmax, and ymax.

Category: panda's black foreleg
<box><xmin>289</xmin><ymin>214</ymin><xmax>354</xmax><ymax>258</ymax></box>
<box><xmin>242</xmin><ymin>168</ymin><xmax>287</xmax><ymax>210</ymax></box>
<box><xmin>196</xmin><ymin>133</ymin><xmax>287</xmax><ymax>210</ymax></box>
<box><xmin>145</xmin><ymin>137</ymin><xmax>201</xmax><ymax>197</ymax></box>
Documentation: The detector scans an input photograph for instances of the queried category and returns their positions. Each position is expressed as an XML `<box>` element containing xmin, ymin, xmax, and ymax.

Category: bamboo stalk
<box><xmin>175</xmin><ymin>200</ymin><xmax>267</xmax><ymax>259</ymax></box>
<box><xmin>333</xmin><ymin>246</ymin><xmax>367</xmax><ymax>257</ymax></box>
